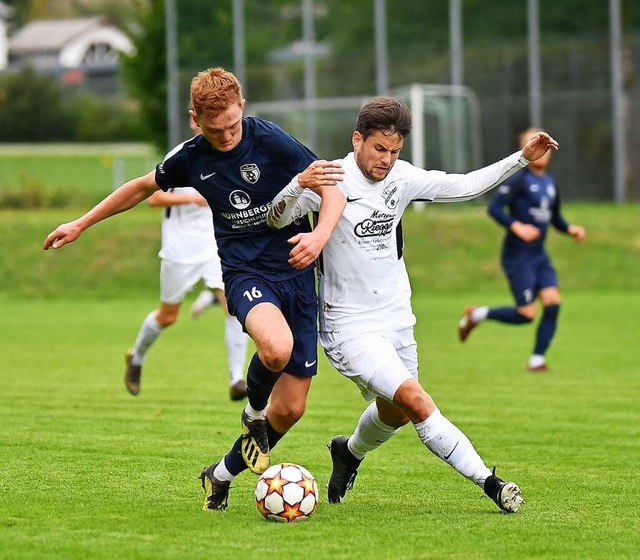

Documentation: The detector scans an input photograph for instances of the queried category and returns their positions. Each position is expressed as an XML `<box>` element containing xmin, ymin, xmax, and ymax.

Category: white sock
<box><xmin>529</xmin><ymin>354</ymin><xmax>546</xmax><ymax>368</ymax></box>
<box><xmin>244</xmin><ymin>403</ymin><xmax>266</xmax><ymax>421</ymax></box>
<box><xmin>471</xmin><ymin>306</ymin><xmax>489</xmax><ymax>323</ymax></box>
<box><xmin>214</xmin><ymin>459</ymin><xmax>235</xmax><ymax>482</ymax></box>
<box><xmin>225</xmin><ymin>316</ymin><xmax>248</xmax><ymax>384</ymax></box>
<box><xmin>348</xmin><ymin>402</ymin><xmax>400</xmax><ymax>460</ymax></box>
<box><xmin>131</xmin><ymin>312</ymin><xmax>163</xmax><ymax>365</ymax></box>
<box><xmin>414</xmin><ymin>407</ymin><xmax>491</xmax><ymax>486</ymax></box>
<box><xmin>192</xmin><ymin>290</ymin><xmax>215</xmax><ymax>318</ymax></box>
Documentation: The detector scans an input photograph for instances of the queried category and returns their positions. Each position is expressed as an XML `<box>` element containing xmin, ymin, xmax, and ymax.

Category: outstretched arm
<box><xmin>43</xmin><ymin>170</ymin><xmax>159</xmax><ymax>250</ymax></box>
<box><xmin>415</xmin><ymin>132</ymin><xmax>560</xmax><ymax>203</ymax></box>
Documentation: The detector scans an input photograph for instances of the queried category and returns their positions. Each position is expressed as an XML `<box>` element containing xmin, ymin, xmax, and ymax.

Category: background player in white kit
<box><xmin>268</xmin><ymin>97</ymin><xmax>559</xmax><ymax>512</ymax></box>
<box><xmin>125</xmin><ymin>120</ymin><xmax>248</xmax><ymax>400</ymax></box>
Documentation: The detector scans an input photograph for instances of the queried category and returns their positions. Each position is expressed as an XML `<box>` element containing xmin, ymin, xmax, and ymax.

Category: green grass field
<box><xmin>0</xmin><ymin>144</ymin><xmax>157</xmax><ymax>208</ymax></box>
<box><xmin>1</xmin><ymin>200</ymin><xmax>639</xmax><ymax>559</ymax></box>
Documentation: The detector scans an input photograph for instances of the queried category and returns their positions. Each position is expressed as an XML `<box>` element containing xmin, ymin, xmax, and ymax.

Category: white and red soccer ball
<box><xmin>255</xmin><ymin>463</ymin><xmax>318</xmax><ymax>522</ymax></box>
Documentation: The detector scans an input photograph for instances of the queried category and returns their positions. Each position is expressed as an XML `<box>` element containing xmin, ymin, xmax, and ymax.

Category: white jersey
<box><xmin>270</xmin><ymin>150</ymin><xmax>527</xmax><ymax>336</ymax></box>
<box><xmin>158</xmin><ymin>186</ymin><xmax>219</xmax><ymax>265</ymax></box>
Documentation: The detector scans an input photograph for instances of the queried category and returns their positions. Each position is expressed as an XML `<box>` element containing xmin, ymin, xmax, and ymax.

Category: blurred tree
<box><xmin>121</xmin><ymin>0</ymin><xmax>167</xmax><ymax>153</ymax></box>
<box><xmin>120</xmin><ymin>0</ymin><xmax>304</xmax><ymax>150</ymax></box>
<box><xmin>0</xmin><ymin>66</ymin><xmax>145</xmax><ymax>142</ymax></box>
<box><xmin>0</xmin><ymin>66</ymin><xmax>74</xmax><ymax>141</ymax></box>
<box><xmin>69</xmin><ymin>0</ymin><xmax>639</xmax><ymax>152</ymax></box>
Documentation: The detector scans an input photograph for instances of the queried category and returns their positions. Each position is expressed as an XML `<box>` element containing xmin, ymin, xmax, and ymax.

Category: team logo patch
<box><xmin>240</xmin><ymin>163</ymin><xmax>261</xmax><ymax>184</ymax></box>
<box><xmin>382</xmin><ymin>182</ymin><xmax>398</xmax><ymax>209</ymax></box>
<box><xmin>229</xmin><ymin>190</ymin><xmax>251</xmax><ymax>209</ymax></box>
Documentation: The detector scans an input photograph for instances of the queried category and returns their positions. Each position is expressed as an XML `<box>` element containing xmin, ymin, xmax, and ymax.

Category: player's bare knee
<box><xmin>270</xmin><ymin>400</ymin><xmax>305</xmax><ymax>430</ymax></box>
<box><xmin>516</xmin><ymin>306</ymin><xmax>536</xmax><ymax>321</ymax></box>
<box><xmin>408</xmin><ymin>396</ymin><xmax>432</xmax><ymax>421</ymax></box>
<box><xmin>395</xmin><ymin>391</ymin><xmax>433</xmax><ymax>423</ymax></box>
<box><xmin>156</xmin><ymin>311</ymin><xmax>178</xmax><ymax>327</ymax></box>
<box><xmin>260</xmin><ymin>350</ymin><xmax>291</xmax><ymax>372</ymax></box>
<box><xmin>259</xmin><ymin>339</ymin><xmax>293</xmax><ymax>371</ymax></box>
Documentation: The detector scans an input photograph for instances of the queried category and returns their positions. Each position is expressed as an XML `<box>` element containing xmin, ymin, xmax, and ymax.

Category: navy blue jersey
<box><xmin>488</xmin><ymin>168</ymin><xmax>569</xmax><ymax>254</ymax></box>
<box><xmin>155</xmin><ymin>117</ymin><xmax>317</xmax><ymax>281</ymax></box>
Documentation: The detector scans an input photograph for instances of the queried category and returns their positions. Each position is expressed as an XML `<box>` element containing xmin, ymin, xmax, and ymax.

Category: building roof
<box><xmin>9</xmin><ymin>17</ymin><xmax>106</xmax><ymax>53</ymax></box>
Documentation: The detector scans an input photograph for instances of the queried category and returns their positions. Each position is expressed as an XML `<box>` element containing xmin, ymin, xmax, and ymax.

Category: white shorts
<box><xmin>320</xmin><ymin>328</ymin><xmax>419</xmax><ymax>402</ymax></box>
<box><xmin>160</xmin><ymin>258</ymin><xmax>224</xmax><ymax>304</ymax></box>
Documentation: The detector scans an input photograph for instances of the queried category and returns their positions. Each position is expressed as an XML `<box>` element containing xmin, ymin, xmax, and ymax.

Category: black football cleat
<box><xmin>327</xmin><ymin>435</ymin><xmax>362</xmax><ymax>504</ymax></box>
<box><xmin>199</xmin><ymin>463</ymin><xmax>231</xmax><ymax>511</ymax></box>
<box><xmin>483</xmin><ymin>467</ymin><xmax>525</xmax><ymax>513</ymax></box>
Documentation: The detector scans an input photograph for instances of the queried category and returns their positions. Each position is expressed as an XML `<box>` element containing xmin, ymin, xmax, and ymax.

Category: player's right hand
<box><xmin>510</xmin><ymin>221</ymin><xmax>540</xmax><ymax>242</ymax></box>
<box><xmin>298</xmin><ymin>160</ymin><xmax>344</xmax><ymax>191</ymax></box>
<box><xmin>43</xmin><ymin>221</ymin><xmax>83</xmax><ymax>250</ymax></box>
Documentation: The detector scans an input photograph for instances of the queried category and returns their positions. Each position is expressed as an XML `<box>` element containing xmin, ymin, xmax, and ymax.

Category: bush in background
<box><xmin>0</xmin><ymin>67</ymin><xmax>146</xmax><ymax>143</ymax></box>
<box><xmin>0</xmin><ymin>67</ymin><xmax>75</xmax><ymax>142</ymax></box>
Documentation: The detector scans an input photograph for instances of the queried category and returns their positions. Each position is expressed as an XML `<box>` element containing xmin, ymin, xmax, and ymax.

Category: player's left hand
<box><xmin>568</xmin><ymin>224</ymin><xmax>586</xmax><ymax>241</ymax></box>
<box><xmin>287</xmin><ymin>231</ymin><xmax>329</xmax><ymax>269</ymax></box>
<box><xmin>521</xmin><ymin>132</ymin><xmax>559</xmax><ymax>162</ymax></box>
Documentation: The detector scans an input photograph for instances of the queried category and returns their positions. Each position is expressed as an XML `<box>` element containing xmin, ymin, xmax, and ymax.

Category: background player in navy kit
<box><xmin>124</xmin><ymin>118</ymin><xmax>249</xmax><ymax>401</ymax></box>
<box><xmin>458</xmin><ymin>128</ymin><xmax>586</xmax><ymax>372</ymax></box>
<box><xmin>43</xmin><ymin>67</ymin><xmax>346</xmax><ymax>511</ymax></box>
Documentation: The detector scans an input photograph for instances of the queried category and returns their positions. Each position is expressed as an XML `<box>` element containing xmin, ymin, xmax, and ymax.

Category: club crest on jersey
<box><xmin>229</xmin><ymin>190</ymin><xmax>251</xmax><ymax>209</ymax></box>
<box><xmin>382</xmin><ymin>182</ymin><xmax>398</xmax><ymax>209</ymax></box>
<box><xmin>547</xmin><ymin>184</ymin><xmax>556</xmax><ymax>198</ymax></box>
<box><xmin>240</xmin><ymin>163</ymin><xmax>260</xmax><ymax>184</ymax></box>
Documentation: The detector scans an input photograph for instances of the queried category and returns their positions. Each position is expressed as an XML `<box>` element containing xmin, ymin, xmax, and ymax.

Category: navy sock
<box><xmin>223</xmin><ymin>420</ymin><xmax>286</xmax><ymax>476</ymax></box>
<box><xmin>534</xmin><ymin>304</ymin><xmax>560</xmax><ymax>355</ymax></box>
<box><xmin>246</xmin><ymin>352</ymin><xmax>281</xmax><ymax>411</ymax></box>
<box><xmin>267</xmin><ymin>420</ymin><xmax>285</xmax><ymax>448</ymax></box>
<box><xmin>487</xmin><ymin>306</ymin><xmax>532</xmax><ymax>324</ymax></box>
<box><xmin>223</xmin><ymin>435</ymin><xmax>247</xmax><ymax>476</ymax></box>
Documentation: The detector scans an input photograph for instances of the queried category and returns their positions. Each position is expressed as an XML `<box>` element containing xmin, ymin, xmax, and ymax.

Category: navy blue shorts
<box><xmin>225</xmin><ymin>269</ymin><xmax>318</xmax><ymax>377</ymax></box>
<box><xmin>501</xmin><ymin>250</ymin><xmax>558</xmax><ymax>306</ymax></box>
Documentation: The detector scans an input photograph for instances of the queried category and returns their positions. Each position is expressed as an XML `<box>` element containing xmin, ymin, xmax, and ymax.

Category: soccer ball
<box><xmin>255</xmin><ymin>463</ymin><xmax>318</xmax><ymax>522</ymax></box>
